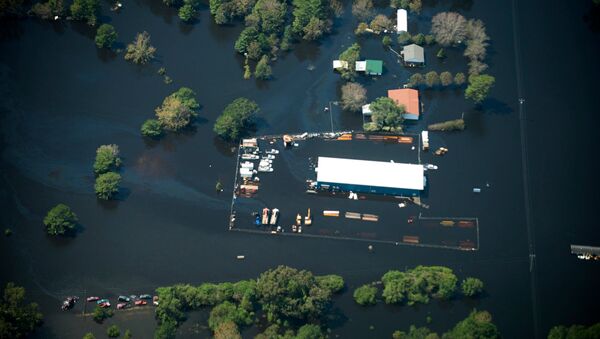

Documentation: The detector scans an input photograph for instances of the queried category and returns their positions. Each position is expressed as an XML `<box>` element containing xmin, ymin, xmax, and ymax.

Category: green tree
<box><xmin>31</xmin><ymin>0</ymin><xmax>64</xmax><ymax>19</ymax></box>
<box><xmin>70</xmin><ymin>0</ymin><xmax>99</xmax><ymax>25</ymax></box>
<box><xmin>408</xmin><ymin>73</ymin><xmax>424</xmax><ymax>87</ymax></box>
<box><xmin>107</xmin><ymin>325</ymin><xmax>120</xmax><ymax>338</ymax></box>
<box><xmin>155</xmin><ymin>87</ymin><xmax>199</xmax><ymax>131</ymax></box>
<box><xmin>251</xmin><ymin>0</ymin><xmax>287</xmax><ymax>34</ymax></box>
<box><xmin>141</xmin><ymin>119</ymin><xmax>163</xmax><ymax>138</ymax></box>
<box><xmin>425</xmin><ymin>71</ymin><xmax>440</xmax><ymax>87</ymax></box>
<box><xmin>393</xmin><ymin>325</ymin><xmax>439</xmax><ymax>339</ymax></box>
<box><xmin>454</xmin><ymin>72</ymin><xmax>466</xmax><ymax>85</ymax></box>
<box><xmin>461</xmin><ymin>277</ymin><xmax>484</xmax><ymax>297</ymax></box>
<box><xmin>95</xmin><ymin>172</ymin><xmax>121</xmax><ymax>200</ymax></box>
<box><xmin>280</xmin><ymin>25</ymin><xmax>293</xmax><ymax>51</ymax></box>
<box><xmin>338</xmin><ymin>43</ymin><xmax>361</xmax><ymax>81</ymax></box>
<box><xmin>208</xmin><ymin>301</ymin><xmax>254</xmax><ymax>331</ymax></box>
<box><xmin>254</xmin><ymin>55</ymin><xmax>272</xmax><ymax>80</ymax></box>
<box><xmin>124</xmin><ymin>329</ymin><xmax>132</xmax><ymax>339</ymax></box>
<box><xmin>370</xmin><ymin>14</ymin><xmax>393</xmax><ymax>33</ymax></box>
<box><xmin>353</xmin><ymin>285</ymin><xmax>377</xmax><ymax>306</ymax></box>
<box><xmin>382</xmin><ymin>266</ymin><xmax>458</xmax><ymax>306</ymax></box>
<box><xmin>382</xmin><ymin>35</ymin><xmax>392</xmax><ymax>47</ymax></box>
<box><xmin>397</xmin><ymin>31</ymin><xmax>411</xmax><ymax>45</ymax></box>
<box><xmin>440</xmin><ymin>71</ymin><xmax>453</xmax><ymax>86</ymax></box>
<box><xmin>411</xmin><ymin>33</ymin><xmax>425</xmax><ymax>45</ymax></box>
<box><xmin>95</xmin><ymin>24</ymin><xmax>117</xmax><ymax>49</ymax></box>
<box><xmin>465</xmin><ymin>74</ymin><xmax>495</xmax><ymax>104</ymax></box>
<box><xmin>316</xmin><ymin>275</ymin><xmax>344</xmax><ymax>294</ymax></box>
<box><xmin>296</xmin><ymin>324</ymin><xmax>325</xmax><ymax>339</ymax></box>
<box><xmin>355</xmin><ymin>22</ymin><xmax>369</xmax><ymax>35</ymax></box>
<box><xmin>83</xmin><ymin>333</ymin><xmax>96</xmax><ymax>339</ymax></box>
<box><xmin>92</xmin><ymin>305</ymin><xmax>114</xmax><ymax>323</ymax></box>
<box><xmin>442</xmin><ymin>310</ymin><xmax>499</xmax><ymax>339</ymax></box>
<box><xmin>291</xmin><ymin>0</ymin><xmax>330</xmax><ymax>40</ymax></box>
<box><xmin>256</xmin><ymin>265</ymin><xmax>333</xmax><ymax>322</ymax></box>
<box><xmin>43</xmin><ymin>204</ymin><xmax>78</xmax><ymax>235</ymax></box>
<box><xmin>178</xmin><ymin>4</ymin><xmax>195</xmax><ymax>22</ymax></box>
<box><xmin>547</xmin><ymin>323</ymin><xmax>600</xmax><ymax>339</ymax></box>
<box><xmin>94</xmin><ymin>144</ymin><xmax>121</xmax><ymax>175</ymax></box>
<box><xmin>235</xmin><ymin>27</ymin><xmax>259</xmax><ymax>54</ymax></box>
<box><xmin>369</xmin><ymin>97</ymin><xmax>405</xmax><ymax>131</ymax></box>
<box><xmin>340</xmin><ymin>82</ymin><xmax>367</xmax><ymax>112</ymax></box>
<box><xmin>0</xmin><ymin>283</ymin><xmax>43</xmax><ymax>338</ymax></box>
<box><xmin>214</xmin><ymin>98</ymin><xmax>259</xmax><ymax>140</ymax></box>
<box><xmin>124</xmin><ymin>31</ymin><xmax>157</xmax><ymax>65</ymax></box>
<box><xmin>425</xmin><ymin>34</ymin><xmax>435</xmax><ymax>45</ymax></box>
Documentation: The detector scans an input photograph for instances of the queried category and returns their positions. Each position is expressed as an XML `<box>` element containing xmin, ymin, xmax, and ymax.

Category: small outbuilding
<box><xmin>388</xmin><ymin>88</ymin><xmax>420</xmax><ymax>120</ymax></box>
<box><xmin>397</xmin><ymin>9</ymin><xmax>408</xmax><ymax>33</ymax></box>
<box><xmin>401</xmin><ymin>44</ymin><xmax>424</xmax><ymax>66</ymax></box>
<box><xmin>332</xmin><ymin>60</ymin><xmax>349</xmax><ymax>70</ymax></box>
<box><xmin>362</xmin><ymin>104</ymin><xmax>372</xmax><ymax>116</ymax></box>
<box><xmin>355</xmin><ymin>60</ymin><xmax>383</xmax><ymax>76</ymax></box>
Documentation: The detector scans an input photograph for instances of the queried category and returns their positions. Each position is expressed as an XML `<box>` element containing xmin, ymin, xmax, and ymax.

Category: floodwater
<box><xmin>0</xmin><ymin>0</ymin><xmax>598</xmax><ymax>337</ymax></box>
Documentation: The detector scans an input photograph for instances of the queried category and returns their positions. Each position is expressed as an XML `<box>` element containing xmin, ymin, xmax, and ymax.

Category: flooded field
<box><xmin>1</xmin><ymin>0</ymin><xmax>600</xmax><ymax>337</ymax></box>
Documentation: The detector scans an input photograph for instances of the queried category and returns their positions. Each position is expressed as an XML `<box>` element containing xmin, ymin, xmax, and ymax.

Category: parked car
<box><xmin>118</xmin><ymin>296</ymin><xmax>131</xmax><ymax>302</ymax></box>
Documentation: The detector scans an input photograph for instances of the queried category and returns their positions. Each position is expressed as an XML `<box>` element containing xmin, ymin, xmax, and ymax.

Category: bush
<box><xmin>155</xmin><ymin>87</ymin><xmax>199</xmax><ymax>131</ymax></box>
<box><xmin>141</xmin><ymin>119</ymin><xmax>163</xmax><ymax>137</ymax></box>
<box><xmin>92</xmin><ymin>305</ymin><xmax>113</xmax><ymax>323</ymax></box>
<box><xmin>316</xmin><ymin>275</ymin><xmax>345</xmax><ymax>293</ymax></box>
<box><xmin>355</xmin><ymin>22</ymin><xmax>369</xmax><ymax>35</ymax></box>
<box><xmin>94</xmin><ymin>144</ymin><xmax>121</xmax><ymax>175</ymax></box>
<box><xmin>95</xmin><ymin>24</ymin><xmax>117</xmax><ymax>49</ymax></box>
<box><xmin>382</xmin><ymin>35</ymin><xmax>392</xmax><ymax>47</ymax></box>
<box><xmin>436</xmin><ymin>48</ymin><xmax>446</xmax><ymax>59</ymax></box>
<box><xmin>178</xmin><ymin>4</ymin><xmax>195</xmax><ymax>22</ymax></box>
<box><xmin>254</xmin><ymin>55</ymin><xmax>272</xmax><ymax>80</ymax></box>
<box><xmin>461</xmin><ymin>277</ymin><xmax>484</xmax><ymax>297</ymax></box>
<box><xmin>440</xmin><ymin>71</ymin><xmax>453</xmax><ymax>86</ymax></box>
<box><xmin>353</xmin><ymin>285</ymin><xmax>377</xmax><ymax>306</ymax></box>
<box><xmin>107</xmin><ymin>325</ymin><xmax>120</xmax><ymax>338</ymax></box>
<box><xmin>411</xmin><ymin>33</ymin><xmax>425</xmax><ymax>45</ymax></box>
<box><xmin>425</xmin><ymin>34</ymin><xmax>435</xmax><ymax>45</ymax></box>
<box><xmin>397</xmin><ymin>31</ymin><xmax>411</xmax><ymax>45</ymax></box>
<box><xmin>124</xmin><ymin>329</ymin><xmax>132</xmax><ymax>339</ymax></box>
<box><xmin>428</xmin><ymin>119</ymin><xmax>465</xmax><ymax>131</ymax></box>
<box><xmin>43</xmin><ymin>204</ymin><xmax>78</xmax><ymax>235</ymax></box>
<box><xmin>465</xmin><ymin>74</ymin><xmax>495</xmax><ymax>104</ymax></box>
<box><xmin>214</xmin><ymin>98</ymin><xmax>259</xmax><ymax>140</ymax></box>
<box><xmin>124</xmin><ymin>31</ymin><xmax>156</xmax><ymax>65</ymax></box>
<box><xmin>408</xmin><ymin>73</ymin><xmax>424</xmax><ymax>87</ymax></box>
<box><xmin>95</xmin><ymin>172</ymin><xmax>121</xmax><ymax>200</ymax></box>
<box><xmin>83</xmin><ymin>333</ymin><xmax>96</xmax><ymax>339</ymax></box>
<box><xmin>340</xmin><ymin>82</ymin><xmax>367</xmax><ymax>112</ymax></box>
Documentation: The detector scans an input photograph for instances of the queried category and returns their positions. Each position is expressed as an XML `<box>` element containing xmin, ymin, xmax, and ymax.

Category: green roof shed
<box><xmin>365</xmin><ymin>60</ymin><xmax>383</xmax><ymax>75</ymax></box>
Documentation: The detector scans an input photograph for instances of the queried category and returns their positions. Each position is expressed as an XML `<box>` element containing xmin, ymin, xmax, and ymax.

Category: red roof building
<box><xmin>387</xmin><ymin>89</ymin><xmax>420</xmax><ymax>120</ymax></box>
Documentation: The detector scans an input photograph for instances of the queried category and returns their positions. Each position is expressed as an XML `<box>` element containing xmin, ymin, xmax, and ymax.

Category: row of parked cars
<box><xmin>62</xmin><ymin>294</ymin><xmax>159</xmax><ymax>311</ymax></box>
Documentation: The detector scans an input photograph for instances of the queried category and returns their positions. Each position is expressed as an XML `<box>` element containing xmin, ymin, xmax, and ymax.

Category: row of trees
<box><xmin>30</xmin><ymin>0</ymin><xmax>99</xmax><ymax>25</ymax></box>
<box><xmin>93</xmin><ymin>144</ymin><xmax>122</xmax><ymax>200</ymax></box>
<box><xmin>153</xmin><ymin>265</ymin><xmax>343</xmax><ymax>338</ymax></box>
<box><xmin>408</xmin><ymin>71</ymin><xmax>467</xmax><ymax>88</ymax></box>
<box><xmin>353</xmin><ymin>266</ymin><xmax>484</xmax><ymax>306</ymax></box>
<box><xmin>392</xmin><ymin>310</ymin><xmax>500</xmax><ymax>339</ymax></box>
<box><xmin>397</xmin><ymin>31</ymin><xmax>436</xmax><ymax>46</ymax></box>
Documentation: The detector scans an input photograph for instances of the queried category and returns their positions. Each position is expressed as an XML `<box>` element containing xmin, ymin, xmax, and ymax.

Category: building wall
<box><xmin>316</xmin><ymin>181</ymin><xmax>420</xmax><ymax>197</ymax></box>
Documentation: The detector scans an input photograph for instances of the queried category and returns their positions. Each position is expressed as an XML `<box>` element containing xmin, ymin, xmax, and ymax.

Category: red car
<box><xmin>134</xmin><ymin>300</ymin><xmax>147</xmax><ymax>306</ymax></box>
<box><xmin>86</xmin><ymin>296</ymin><xmax>100</xmax><ymax>302</ymax></box>
<box><xmin>117</xmin><ymin>303</ymin><xmax>127</xmax><ymax>310</ymax></box>
<box><xmin>99</xmin><ymin>301</ymin><xmax>111</xmax><ymax>308</ymax></box>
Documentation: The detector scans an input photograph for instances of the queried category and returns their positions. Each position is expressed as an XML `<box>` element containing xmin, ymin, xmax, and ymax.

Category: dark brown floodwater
<box><xmin>1</xmin><ymin>0</ymin><xmax>599</xmax><ymax>337</ymax></box>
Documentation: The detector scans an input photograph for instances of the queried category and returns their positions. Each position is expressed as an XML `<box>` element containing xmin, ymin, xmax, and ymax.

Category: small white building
<box><xmin>333</xmin><ymin>60</ymin><xmax>349</xmax><ymax>70</ymax></box>
<box><xmin>362</xmin><ymin>104</ymin><xmax>372</xmax><ymax>116</ymax></box>
<box><xmin>397</xmin><ymin>9</ymin><xmax>408</xmax><ymax>33</ymax></box>
<box><xmin>355</xmin><ymin>61</ymin><xmax>367</xmax><ymax>72</ymax></box>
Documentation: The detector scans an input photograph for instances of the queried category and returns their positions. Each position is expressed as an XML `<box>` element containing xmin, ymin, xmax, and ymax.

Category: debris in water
<box><xmin>307</xmin><ymin>64</ymin><xmax>315</xmax><ymax>71</ymax></box>
<box><xmin>473</xmin><ymin>188</ymin><xmax>481</xmax><ymax>193</ymax></box>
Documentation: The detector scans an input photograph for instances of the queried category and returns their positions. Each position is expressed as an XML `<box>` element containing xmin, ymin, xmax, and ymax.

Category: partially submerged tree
<box><xmin>443</xmin><ymin>310</ymin><xmax>499</xmax><ymax>338</ymax></box>
<box><xmin>70</xmin><ymin>0</ymin><xmax>99</xmax><ymax>25</ymax></box>
<box><xmin>351</xmin><ymin>0</ymin><xmax>373</xmax><ymax>21</ymax></box>
<box><xmin>291</xmin><ymin>0</ymin><xmax>331</xmax><ymax>41</ymax></box>
<box><xmin>43</xmin><ymin>204</ymin><xmax>78</xmax><ymax>235</ymax></box>
<box><xmin>0</xmin><ymin>283</ymin><xmax>43</xmax><ymax>338</ymax></box>
<box><xmin>30</xmin><ymin>0</ymin><xmax>64</xmax><ymax>19</ymax></box>
<box><xmin>94</xmin><ymin>144</ymin><xmax>121</xmax><ymax>175</ymax></box>
<box><xmin>340</xmin><ymin>82</ymin><xmax>367</xmax><ymax>112</ymax></box>
<box><xmin>95</xmin><ymin>24</ymin><xmax>118</xmax><ymax>49</ymax></box>
<box><xmin>425</xmin><ymin>71</ymin><xmax>440</xmax><ymax>87</ymax></box>
<box><xmin>338</xmin><ymin>43</ymin><xmax>361</xmax><ymax>81</ymax></box>
<box><xmin>254</xmin><ymin>55</ymin><xmax>272</xmax><ymax>80</ymax></box>
<box><xmin>141</xmin><ymin>119</ymin><xmax>163</xmax><ymax>138</ymax></box>
<box><xmin>369</xmin><ymin>14</ymin><xmax>393</xmax><ymax>33</ymax></box>
<box><xmin>461</xmin><ymin>277</ymin><xmax>484</xmax><ymax>297</ymax></box>
<box><xmin>369</xmin><ymin>97</ymin><xmax>405</xmax><ymax>131</ymax></box>
<box><xmin>454</xmin><ymin>72</ymin><xmax>466</xmax><ymax>85</ymax></box>
<box><xmin>124</xmin><ymin>31</ymin><xmax>157</xmax><ymax>65</ymax></box>
<box><xmin>440</xmin><ymin>71</ymin><xmax>453</xmax><ymax>86</ymax></box>
<box><xmin>397</xmin><ymin>31</ymin><xmax>411</xmax><ymax>45</ymax></box>
<box><xmin>430</xmin><ymin>12</ymin><xmax>467</xmax><ymax>46</ymax></box>
<box><xmin>95</xmin><ymin>172</ymin><xmax>121</xmax><ymax>200</ymax></box>
<box><xmin>353</xmin><ymin>285</ymin><xmax>377</xmax><ymax>306</ymax></box>
<box><xmin>155</xmin><ymin>87</ymin><xmax>200</xmax><ymax>131</ymax></box>
<box><xmin>408</xmin><ymin>73</ymin><xmax>424</xmax><ymax>87</ymax></box>
<box><xmin>465</xmin><ymin>74</ymin><xmax>495</xmax><ymax>104</ymax></box>
<box><xmin>214</xmin><ymin>98</ymin><xmax>259</xmax><ymax>140</ymax></box>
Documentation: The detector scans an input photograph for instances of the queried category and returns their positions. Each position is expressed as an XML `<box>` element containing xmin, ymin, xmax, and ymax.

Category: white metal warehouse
<box><xmin>315</xmin><ymin>157</ymin><xmax>425</xmax><ymax>196</ymax></box>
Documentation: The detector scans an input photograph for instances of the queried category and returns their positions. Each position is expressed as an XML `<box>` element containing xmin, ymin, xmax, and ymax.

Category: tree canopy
<box><xmin>315</xmin><ymin>275</ymin><xmax>345</xmax><ymax>294</ymax></box>
<box><xmin>0</xmin><ymin>282</ymin><xmax>43</xmax><ymax>338</ymax></box>
<box><xmin>340</xmin><ymin>82</ymin><xmax>367</xmax><ymax>112</ymax></box>
<box><xmin>124</xmin><ymin>31</ymin><xmax>156</xmax><ymax>65</ymax></box>
<box><xmin>465</xmin><ymin>74</ymin><xmax>495</xmax><ymax>104</ymax></box>
<box><xmin>291</xmin><ymin>0</ymin><xmax>331</xmax><ymax>40</ymax></box>
<box><xmin>95</xmin><ymin>24</ymin><xmax>117</xmax><ymax>49</ymax></box>
<box><xmin>442</xmin><ymin>310</ymin><xmax>499</xmax><ymax>339</ymax></box>
<box><xmin>208</xmin><ymin>301</ymin><xmax>254</xmax><ymax>331</ymax></box>
<box><xmin>369</xmin><ymin>97</ymin><xmax>405</xmax><ymax>131</ymax></box>
<box><xmin>461</xmin><ymin>277</ymin><xmax>484</xmax><ymax>297</ymax></box>
<box><xmin>213</xmin><ymin>97</ymin><xmax>259</xmax><ymax>140</ymax></box>
<box><xmin>353</xmin><ymin>284</ymin><xmax>377</xmax><ymax>306</ymax></box>
<box><xmin>95</xmin><ymin>172</ymin><xmax>121</xmax><ymax>200</ymax></box>
<box><xmin>382</xmin><ymin>266</ymin><xmax>457</xmax><ymax>305</ymax></box>
<box><xmin>43</xmin><ymin>203</ymin><xmax>78</xmax><ymax>235</ymax></box>
<box><xmin>155</xmin><ymin>87</ymin><xmax>199</xmax><ymax>131</ymax></box>
<box><xmin>70</xmin><ymin>0</ymin><xmax>99</xmax><ymax>25</ymax></box>
<box><xmin>548</xmin><ymin>322</ymin><xmax>600</xmax><ymax>339</ymax></box>
<box><xmin>338</xmin><ymin>43</ymin><xmax>361</xmax><ymax>81</ymax></box>
<box><xmin>141</xmin><ymin>119</ymin><xmax>163</xmax><ymax>138</ymax></box>
<box><xmin>255</xmin><ymin>55</ymin><xmax>273</xmax><ymax>80</ymax></box>
<box><xmin>431</xmin><ymin>12</ymin><xmax>467</xmax><ymax>46</ymax></box>
<box><xmin>94</xmin><ymin>144</ymin><xmax>121</xmax><ymax>175</ymax></box>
